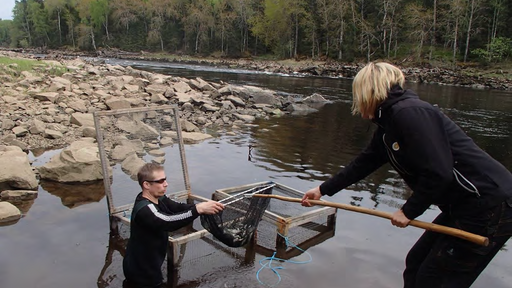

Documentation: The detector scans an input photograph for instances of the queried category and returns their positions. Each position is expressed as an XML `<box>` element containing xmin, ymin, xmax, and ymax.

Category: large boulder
<box><xmin>0</xmin><ymin>146</ymin><xmax>38</xmax><ymax>190</ymax></box>
<box><xmin>37</xmin><ymin>139</ymin><xmax>111</xmax><ymax>182</ymax></box>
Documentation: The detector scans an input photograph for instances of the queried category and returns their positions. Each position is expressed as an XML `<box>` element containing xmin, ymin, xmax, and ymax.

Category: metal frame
<box><xmin>93</xmin><ymin>105</ymin><xmax>191</xmax><ymax>219</ymax></box>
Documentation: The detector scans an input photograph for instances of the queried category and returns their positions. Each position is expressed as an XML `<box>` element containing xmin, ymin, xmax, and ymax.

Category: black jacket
<box><xmin>320</xmin><ymin>87</ymin><xmax>512</xmax><ymax>219</ymax></box>
<box><xmin>123</xmin><ymin>193</ymin><xmax>199</xmax><ymax>287</ymax></box>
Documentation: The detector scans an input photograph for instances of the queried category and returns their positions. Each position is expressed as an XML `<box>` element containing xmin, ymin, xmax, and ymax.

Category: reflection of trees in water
<box><xmin>40</xmin><ymin>180</ymin><xmax>105</xmax><ymax>208</ymax></box>
<box><xmin>252</xmin><ymin>102</ymin><xmax>372</xmax><ymax>179</ymax></box>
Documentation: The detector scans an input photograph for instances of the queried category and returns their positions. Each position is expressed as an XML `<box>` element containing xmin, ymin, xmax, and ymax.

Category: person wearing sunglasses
<box><xmin>123</xmin><ymin>163</ymin><xmax>224</xmax><ymax>288</ymax></box>
<box><xmin>301</xmin><ymin>62</ymin><xmax>512</xmax><ymax>288</ymax></box>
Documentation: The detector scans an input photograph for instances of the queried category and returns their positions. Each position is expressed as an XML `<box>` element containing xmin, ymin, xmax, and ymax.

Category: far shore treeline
<box><xmin>0</xmin><ymin>0</ymin><xmax>511</xmax><ymax>65</ymax></box>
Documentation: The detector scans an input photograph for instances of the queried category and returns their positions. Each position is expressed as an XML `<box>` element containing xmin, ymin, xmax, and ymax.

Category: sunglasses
<box><xmin>145</xmin><ymin>177</ymin><xmax>167</xmax><ymax>184</ymax></box>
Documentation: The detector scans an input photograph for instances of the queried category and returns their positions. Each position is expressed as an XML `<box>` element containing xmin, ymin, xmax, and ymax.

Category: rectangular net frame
<box><xmin>213</xmin><ymin>182</ymin><xmax>337</xmax><ymax>260</ymax></box>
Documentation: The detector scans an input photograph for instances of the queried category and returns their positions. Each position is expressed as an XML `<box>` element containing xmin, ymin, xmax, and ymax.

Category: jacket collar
<box><xmin>372</xmin><ymin>86</ymin><xmax>418</xmax><ymax>125</ymax></box>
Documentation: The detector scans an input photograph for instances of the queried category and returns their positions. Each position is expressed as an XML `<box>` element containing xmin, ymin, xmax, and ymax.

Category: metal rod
<box><xmin>220</xmin><ymin>183</ymin><xmax>275</xmax><ymax>206</ymax></box>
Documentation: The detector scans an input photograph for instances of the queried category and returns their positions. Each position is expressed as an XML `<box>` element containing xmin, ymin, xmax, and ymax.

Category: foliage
<box><xmin>472</xmin><ymin>37</ymin><xmax>512</xmax><ymax>63</ymax></box>
<box><xmin>0</xmin><ymin>20</ymin><xmax>13</xmax><ymax>46</ymax></box>
<box><xmin>0</xmin><ymin>0</ymin><xmax>512</xmax><ymax>65</ymax></box>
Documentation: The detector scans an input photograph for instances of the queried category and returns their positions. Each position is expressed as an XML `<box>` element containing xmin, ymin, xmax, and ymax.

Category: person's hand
<box><xmin>391</xmin><ymin>209</ymin><xmax>411</xmax><ymax>228</ymax></box>
<box><xmin>301</xmin><ymin>186</ymin><xmax>322</xmax><ymax>207</ymax></box>
<box><xmin>196</xmin><ymin>201</ymin><xmax>224</xmax><ymax>215</ymax></box>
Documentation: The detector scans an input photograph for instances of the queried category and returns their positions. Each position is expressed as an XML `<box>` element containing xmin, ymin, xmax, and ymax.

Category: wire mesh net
<box><xmin>200</xmin><ymin>183</ymin><xmax>274</xmax><ymax>247</ymax></box>
<box><xmin>94</xmin><ymin>105</ymin><xmax>189</xmax><ymax>214</ymax></box>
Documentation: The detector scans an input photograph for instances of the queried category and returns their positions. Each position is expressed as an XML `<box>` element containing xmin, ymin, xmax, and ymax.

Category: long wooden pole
<box><xmin>253</xmin><ymin>194</ymin><xmax>489</xmax><ymax>246</ymax></box>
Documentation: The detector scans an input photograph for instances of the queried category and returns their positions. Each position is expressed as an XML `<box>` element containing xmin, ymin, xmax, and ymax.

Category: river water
<box><xmin>1</xmin><ymin>59</ymin><xmax>512</xmax><ymax>288</ymax></box>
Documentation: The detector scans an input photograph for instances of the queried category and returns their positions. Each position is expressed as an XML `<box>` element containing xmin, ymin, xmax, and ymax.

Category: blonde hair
<box><xmin>351</xmin><ymin>62</ymin><xmax>405</xmax><ymax>117</ymax></box>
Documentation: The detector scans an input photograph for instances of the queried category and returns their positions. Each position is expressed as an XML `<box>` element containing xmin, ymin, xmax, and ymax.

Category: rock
<box><xmin>286</xmin><ymin>103</ymin><xmax>318</xmax><ymax>115</ymax></box>
<box><xmin>81</xmin><ymin>127</ymin><xmax>96</xmax><ymax>138</ymax></box>
<box><xmin>37</xmin><ymin>139</ymin><xmax>110</xmax><ymax>182</ymax></box>
<box><xmin>43</xmin><ymin>129</ymin><xmax>64</xmax><ymax>139</ymax></box>
<box><xmin>12</xmin><ymin>126</ymin><xmax>28</xmax><ymax>137</ymax></box>
<box><xmin>152</xmin><ymin>157</ymin><xmax>165</xmax><ymax>164</ymax></box>
<box><xmin>233</xmin><ymin>113</ymin><xmax>255</xmax><ymax>122</ymax></box>
<box><xmin>163</xmin><ymin>131</ymin><xmax>213</xmax><ymax>144</ymax></box>
<box><xmin>148</xmin><ymin>149</ymin><xmax>165</xmax><ymax>157</ymax></box>
<box><xmin>116</xmin><ymin>117</ymin><xmax>160</xmax><ymax>140</ymax></box>
<box><xmin>70</xmin><ymin>113</ymin><xmax>95</xmax><ymax>127</ymax></box>
<box><xmin>172</xmin><ymin>82</ymin><xmax>192</xmax><ymax>93</ymax></box>
<box><xmin>33</xmin><ymin>92</ymin><xmax>60</xmax><ymax>103</ymax></box>
<box><xmin>105</xmin><ymin>97</ymin><xmax>132</xmax><ymax>110</ymax></box>
<box><xmin>111</xmin><ymin>144</ymin><xmax>137</xmax><ymax>161</ymax></box>
<box><xmin>1</xmin><ymin>190</ymin><xmax>38</xmax><ymax>201</ymax></box>
<box><xmin>29</xmin><ymin>119</ymin><xmax>46</xmax><ymax>134</ymax></box>
<box><xmin>227</xmin><ymin>95</ymin><xmax>245</xmax><ymax>107</ymax></box>
<box><xmin>0</xmin><ymin>202</ymin><xmax>21</xmax><ymax>224</ymax></box>
<box><xmin>121</xmin><ymin>153</ymin><xmax>145</xmax><ymax>180</ymax></box>
<box><xmin>0</xmin><ymin>145</ymin><xmax>38</xmax><ymax>190</ymax></box>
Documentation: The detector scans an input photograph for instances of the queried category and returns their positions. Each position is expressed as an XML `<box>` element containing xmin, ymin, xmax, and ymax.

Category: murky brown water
<box><xmin>2</xmin><ymin>62</ymin><xmax>512</xmax><ymax>288</ymax></box>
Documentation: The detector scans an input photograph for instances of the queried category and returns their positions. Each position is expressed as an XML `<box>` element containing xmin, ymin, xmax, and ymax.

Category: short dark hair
<box><xmin>137</xmin><ymin>163</ymin><xmax>164</xmax><ymax>188</ymax></box>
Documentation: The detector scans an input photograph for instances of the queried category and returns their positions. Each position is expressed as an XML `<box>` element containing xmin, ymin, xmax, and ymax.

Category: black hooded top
<box><xmin>320</xmin><ymin>86</ymin><xmax>512</xmax><ymax>219</ymax></box>
<box><xmin>123</xmin><ymin>193</ymin><xmax>199</xmax><ymax>287</ymax></box>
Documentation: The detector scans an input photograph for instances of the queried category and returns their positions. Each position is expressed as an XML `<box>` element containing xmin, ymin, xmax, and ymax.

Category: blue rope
<box><xmin>256</xmin><ymin>233</ymin><xmax>312</xmax><ymax>287</ymax></box>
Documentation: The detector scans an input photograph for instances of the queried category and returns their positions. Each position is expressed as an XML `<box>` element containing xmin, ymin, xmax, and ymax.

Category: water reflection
<box><xmin>40</xmin><ymin>180</ymin><xmax>106</xmax><ymax>208</ymax></box>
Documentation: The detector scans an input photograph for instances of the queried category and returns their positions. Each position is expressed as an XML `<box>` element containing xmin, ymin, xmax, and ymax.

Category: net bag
<box><xmin>200</xmin><ymin>183</ymin><xmax>274</xmax><ymax>247</ymax></box>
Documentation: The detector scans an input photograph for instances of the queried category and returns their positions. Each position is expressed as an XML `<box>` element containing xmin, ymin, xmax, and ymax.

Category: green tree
<box><xmin>12</xmin><ymin>0</ymin><xmax>32</xmax><ymax>46</ymax></box>
<box><xmin>45</xmin><ymin>0</ymin><xmax>67</xmax><ymax>45</ymax></box>
<box><xmin>0</xmin><ymin>20</ymin><xmax>13</xmax><ymax>47</ymax></box>
<box><xmin>472</xmin><ymin>37</ymin><xmax>512</xmax><ymax>63</ymax></box>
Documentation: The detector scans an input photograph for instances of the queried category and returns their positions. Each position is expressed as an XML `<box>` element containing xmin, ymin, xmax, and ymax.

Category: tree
<box><xmin>463</xmin><ymin>0</ymin><xmax>483</xmax><ymax>62</ymax></box>
<box><xmin>404</xmin><ymin>2</ymin><xmax>433</xmax><ymax>61</ymax></box>
<box><xmin>0</xmin><ymin>20</ymin><xmax>13</xmax><ymax>47</ymax></box>
<box><xmin>45</xmin><ymin>0</ymin><xmax>67</xmax><ymax>45</ymax></box>
<box><xmin>12</xmin><ymin>0</ymin><xmax>32</xmax><ymax>46</ymax></box>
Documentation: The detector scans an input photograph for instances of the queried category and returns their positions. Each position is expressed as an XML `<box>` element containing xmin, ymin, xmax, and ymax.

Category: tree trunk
<box><xmin>429</xmin><ymin>0</ymin><xmax>437</xmax><ymax>60</ymax></box>
<box><xmin>57</xmin><ymin>9</ymin><xmax>62</xmax><ymax>45</ymax></box>
<box><xmin>195</xmin><ymin>30</ymin><xmax>200</xmax><ymax>54</ymax></box>
<box><xmin>453</xmin><ymin>18</ymin><xmax>458</xmax><ymax>63</ymax></box>
<box><xmin>338</xmin><ymin>19</ymin><xmax>344</xmax><ymax>60</ymax></box>
<box><xmin>104</xmin><ymin>14</ymin><xmax>110</xmax><ymax>41</ymax></box>
<box><xmin>90</xmin><ymin>28</ymin><xmax>97</xmax><ymax>50</ymax></box>
<box><xmin>463</xmin><ymin>0</ymin><xmax>475</xmax><ymax>62</ymax></box>
<box><xmin>294</xmin><ymin>15</ymin><xmax>298</xmax><ymax>58</ymax></box>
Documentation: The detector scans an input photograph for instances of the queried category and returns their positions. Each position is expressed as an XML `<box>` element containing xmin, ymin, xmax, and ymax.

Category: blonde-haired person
<box><xmin>302</xmin><ymin>62</ymin><xmax>512</xmax><ymax>288</ymax></box>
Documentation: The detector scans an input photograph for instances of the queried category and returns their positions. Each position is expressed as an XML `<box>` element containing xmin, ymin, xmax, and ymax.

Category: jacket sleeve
<box><xmin>134</xmin><ymin>200</ymin><xmax>199</xmax><ymax>232</ymax></box>
<box><xmin>393</xmin><ymin>107</ymin><xmax>454</xmax><ymax>219</ymax></box>
<box><xmin>320</xmin><ymin>130</ymin><xmax>388</xmax><ymax>196</ymax></box>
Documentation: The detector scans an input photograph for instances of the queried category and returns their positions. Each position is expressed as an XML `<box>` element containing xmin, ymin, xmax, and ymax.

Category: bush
<box><xmin>472</xmin><ymin>37</ymin><xmax>512</xmax><ymax>63</ymax></box>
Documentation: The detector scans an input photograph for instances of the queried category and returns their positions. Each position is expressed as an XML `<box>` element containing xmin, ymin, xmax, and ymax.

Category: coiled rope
<box><xmin>256</xmin><ymin>233</ymin><xmax>312</xmax><ymax>287</ymax></box>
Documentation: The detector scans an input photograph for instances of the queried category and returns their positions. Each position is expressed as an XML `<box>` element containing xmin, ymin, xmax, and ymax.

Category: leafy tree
<box><xmin>27</xmin><ymin>0</ymin><xmax>50</xmax><ymax>47</ymax></box>
<box><xmin>45</xmin><ymin>0</ymin><xmax>67</xmax><ymax>44</ymax></box>
<box><xmin>472</xmin><ymin>37</ymin><xmax>512</xmax><ymax>63</ymax></box>
<box><xmin>0</xmin><ymin>20</ymin><xmax>13</xmax><ymax>47</ymax></box>
<box><xmin>12</xmin><ymin>0</ymin><xmax>32</xmax><ymax>46</ymax></box>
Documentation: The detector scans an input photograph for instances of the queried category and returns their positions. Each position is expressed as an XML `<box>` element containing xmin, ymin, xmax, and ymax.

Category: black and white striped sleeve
<box><xmin>135</xmin><ymin>203</ymin><xmax>199</xmax><ymax>232</ymax></box>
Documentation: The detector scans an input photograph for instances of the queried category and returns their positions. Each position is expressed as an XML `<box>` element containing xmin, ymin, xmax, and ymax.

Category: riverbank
<box><xmin>0</xmin><ymin>50</ymin><xmax>328</xmax><ymax>153</ymax></box>
<box><xmin>6</xmin><ymin>47</ymin><xmax>512</xmax><ymax>91</ymax></box>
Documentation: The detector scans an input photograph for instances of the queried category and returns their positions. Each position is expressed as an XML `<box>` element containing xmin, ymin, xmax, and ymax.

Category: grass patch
<box><xmin>0</xmin><ymin>56</ymin><xmax>67</xmax><ymax>77</ymax></box>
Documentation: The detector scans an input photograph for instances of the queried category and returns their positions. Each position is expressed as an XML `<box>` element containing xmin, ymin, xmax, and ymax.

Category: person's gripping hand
<box><xmin>196</xmin><ymin>201</ymin><xmax>224</xmax><ymax>215</ymax></box>
<box><xmin>391</xmin><ymin>209</ymin><xmax>411</xmax><ymax>228</ymax></box>
<box><xmin>301</xmin><ymin>186</ymin><xmax>322</xmax><ymax>207</ymax></box>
